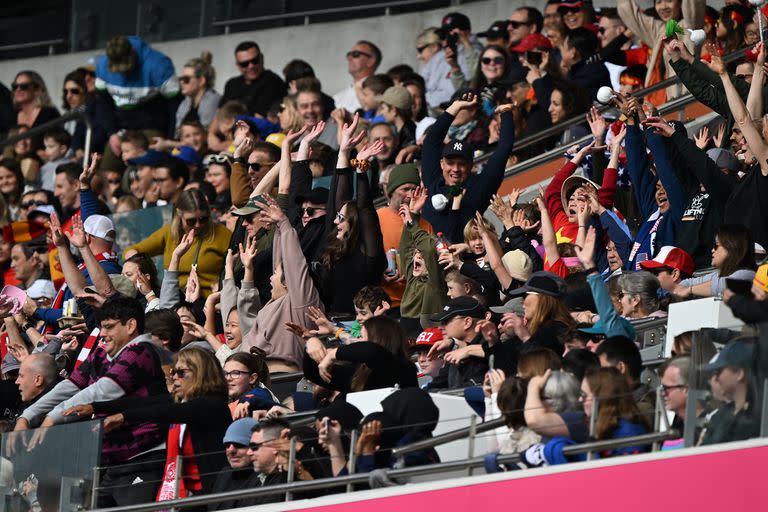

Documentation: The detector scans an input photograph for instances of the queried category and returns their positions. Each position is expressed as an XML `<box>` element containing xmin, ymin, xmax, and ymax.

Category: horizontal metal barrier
<box><xmin>93</xmin><ymin>429</ymin><xmax>679</xmax><ymax>511</ymax></box>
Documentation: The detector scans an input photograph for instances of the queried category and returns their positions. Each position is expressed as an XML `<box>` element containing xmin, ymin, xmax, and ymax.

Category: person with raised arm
<box><xmin>420</xmin><ymin>93</ymin><xmax>515</xmax><ymax>243</ymax></box>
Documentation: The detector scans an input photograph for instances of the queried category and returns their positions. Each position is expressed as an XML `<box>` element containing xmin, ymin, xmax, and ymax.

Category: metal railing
<box><xmin>211</xmin><ymin>0</ymin><xmax>435</xmax><ymax>32</ymax></box>
<box><xmin>0</xmin><ymin>38</ymin><xmax>66</xmax><ymax>56</ymax></box>
<box><xmin>0</xmin><ymin>107</ymin><xmax>93</xmax><ymax>167</ymax></box>
<box><xmin>93</xmin><ymin>429</ymin><xmax>679</xmax><ymax>512</ymax></box>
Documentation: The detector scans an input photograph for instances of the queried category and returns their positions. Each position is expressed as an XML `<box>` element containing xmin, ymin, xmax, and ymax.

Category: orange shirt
<box><xmin>376</xmin><ymin>207</ymin><xmax>434</xmax><ymax>308</ymax></box>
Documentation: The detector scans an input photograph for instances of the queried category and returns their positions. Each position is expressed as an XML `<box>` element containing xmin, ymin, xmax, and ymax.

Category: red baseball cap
<box><xmin>639</xmin><ymin>246</ymin><xmax>695</xmax><ymax>276</ymax></box>
<box><xmin>510</xmin><ymin>33</ymin><xmax>553</xmax><ymax>53</ymax></box>
<box><xmin>412</xmin><ymin>327</ymin><xmax>444</xmax><ymax>351</ymax></box>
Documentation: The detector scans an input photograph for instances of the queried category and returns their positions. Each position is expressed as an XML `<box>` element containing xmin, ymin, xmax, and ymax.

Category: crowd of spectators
<box><xmin>0</xmin><ymin>0</ymin><xmax>766</xmax><ymax>508</ymax></box>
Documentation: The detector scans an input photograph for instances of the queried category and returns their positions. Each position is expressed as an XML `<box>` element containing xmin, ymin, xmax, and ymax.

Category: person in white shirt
<box><xmin>332</xmin><ymin>40</ymin><xmax>381</xmax><ymax>112</ymax></box>
<box><xmin>417</xmin><ymin>28</ymin><xmax>455</xmax><ymax>109</ymax></box>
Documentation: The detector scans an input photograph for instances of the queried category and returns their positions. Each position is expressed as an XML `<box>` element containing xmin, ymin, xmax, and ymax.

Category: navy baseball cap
<box><xmin>430</xmin><ymin>296</ymin><xmax>486</xmax><ymax>322</ymax></box>
<box><xmin>128</xmin><ymin>149</ymin><xmax>169</xmax><ymax>167</ymax></box>
<box><xmin>705</xmin><ymin>341</ymin><xmax>754</xmax><ymax>372</ymax></box>
<box><xmin>442</xmin><ymin>140</ymin><xmax>474</xmax><ymax>162</ymax></box>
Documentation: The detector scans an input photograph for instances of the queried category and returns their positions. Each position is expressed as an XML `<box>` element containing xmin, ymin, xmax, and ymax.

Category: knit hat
<box><xmin>754</xmin><ymin>263</ymin><xmax>768</xmax><ymax>293</ymax></box>
<box><xmin>386</xmin><ymin>164</ymin><xmax>420</xmax><ymax>195</ymax></box>
<box><xmin>105</xmin><ymin>35</ymin><xmax>137</xmax><ymax>74</ymax></box>
<box><xmin>501</xmin><ymin>250</ymin><xmax>533</xmax><ymax>280</ymax></box>
<box><xmin>375</xmin><ymin>86</ymin><xmax>412</xmax><ymax>112</ymax></box>
<box><xmin>223</xmin><ymin>418</ymin><xmax>258</xmax><ymax>446</ymax></box>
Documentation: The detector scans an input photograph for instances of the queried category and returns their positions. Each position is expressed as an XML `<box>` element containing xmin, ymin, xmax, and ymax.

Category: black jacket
<box><xmin>98</xmin><ymin>393</ymin><xmax>231</xmax><ymax>495</ymax></box>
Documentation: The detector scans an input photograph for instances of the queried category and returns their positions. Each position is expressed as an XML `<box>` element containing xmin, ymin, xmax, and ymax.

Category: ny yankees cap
<box><xmin>442</xmin><ymin>139</ymin><xmax>474</xmax><ymax>163</ymax></box>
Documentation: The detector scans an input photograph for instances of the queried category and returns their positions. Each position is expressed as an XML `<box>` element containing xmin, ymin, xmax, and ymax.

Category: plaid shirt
<box><xmin>69</xmin><ymin>340</ymin><xmax>166</xmax><ymax>465</ymax></box>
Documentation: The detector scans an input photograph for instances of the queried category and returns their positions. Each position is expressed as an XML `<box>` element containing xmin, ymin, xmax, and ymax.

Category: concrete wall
<box><xmin>0</xmin><ymin>0</ymin><xmax>726</xmax><ymax>105</ymax></box>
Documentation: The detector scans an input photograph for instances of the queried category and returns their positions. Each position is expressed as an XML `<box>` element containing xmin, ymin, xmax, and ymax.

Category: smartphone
<box><xmin>525</xmin><ymin>50</ymin><xmax>542</xmax><ymax>66</ymax></box>
<box><xmin>446</xmin><ymin>33</ymin><xmax>458</xmax><ymax>54</ymax></box>
<box><xmin>489</xmin><ymin>354</ymin><xmax>495</xmax><ymax>371</ymax></box>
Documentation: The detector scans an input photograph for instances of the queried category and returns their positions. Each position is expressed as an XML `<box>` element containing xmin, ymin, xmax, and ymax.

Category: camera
<box><xmin>525</xmin><ymin>50</ymin><xmax>543</xmax><ymax>67</ymax></box>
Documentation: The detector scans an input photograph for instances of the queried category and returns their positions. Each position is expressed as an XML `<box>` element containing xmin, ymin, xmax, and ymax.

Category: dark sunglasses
<box><xmin>63</xmin><ymin>87</ymin><xmax>83</xmax><ymax>95</ymax></box>
<box><xmin>248</xmin><ymin>162</ymin><xmax>272</xmax><ymax>172</ymax></box>
<box><xmin>508</xmin><ymin>20</ymin><xmax>531</xmax><ymax>29</ymax></box>
<box><xmin>416</xmin><ymin>44</ymin><xmax>433</xmax><ymax>54</ymax></box>
<box><xmin>170</xmin><ymin>367</ymin><xmax>192</xmax><ymax>378</ymax></box>
<box><xmin>237</xmin><ymin>56</ymin><xmax>262</xmax><ymax>68</ymax></box>
<box><xmin>661</xmin><ymin>384</ymin><xmax>687</xmax><ymax>394</ymax></box>
<box><xmin>179</xmin><ymin>75</ymin><xmax>195</xmax><ymax>84</ymax></box>
<box><xmin>224</xmin><ymin>442</ymin><xmax>247</xmax><ymax>449</ymax></box>
<box><xmin>300</xmin><ymin>206</ymin><xmax>325</xmax><ymax>217</ymax></box>
<box><xmin>11</xmin><ymin>82</ymin><xmax>33</xmax><ymax>91</ymax></box>
<box><xmin>21</xmin><ymin>200</ymin><xmax>47</xmax><ymax>209</ymax></box>
<box><xmin>347</xmin><ymin>50</ymin><xmax>372</xmax><ymax>59</ymax></box>
<box><xmin>598</xmin><ymin>27</ymin><xmax>607</xmax><ymax>34</ymax></box>
<box><xmin>558</xmin><ymin>6</ymin><xmax>582</xmax><ymax>15</ymax></box>
<box><xmin>249</xmin><ymin>441</ymin><xmax>268</xmax><ymax>451</ymax></box>
<box><xmin>184</xmin><ymin>215</ymin><xmax>209</xmax><ymax>227</ymax></box>
<box><xmin>482</xmin><ymin>56</ymin><xmax>505</xmax><ymax>65</ymax></box>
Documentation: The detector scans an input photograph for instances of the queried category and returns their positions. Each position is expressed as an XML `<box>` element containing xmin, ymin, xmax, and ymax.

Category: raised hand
<box><xmin>180</xmin><ymin>319</ymin><xmax>207</xmax><ymax>340</ymax></box>
<box><xmin>574</xmin><ymin>225</ymin><xmax>597</xmax><ymax>268</ymax></box>
<box><xmin>239</xmin><ymin>236</ymin><xmax>258</xmax><ymax>268</ymax></box>
<box><xmin>303</xmin><ymin>120</ymin><xmax>326</xmax><ymax>145</ymax></box>
<box><xmin>451</xmin><ymin>91</ymin><xmax>479</xmax><ymax>111</ymax></box>
<box><xmin>355</xmin><ymin>139</ymin><xmax>385</xmax><ymax>162</ymax></box>
<box><xmin>694</xmin><ymin>126</ymin><xmax>710</xmax><ymax>150</ymax></box>
<box><xmin>185</xmin><ymin>267</ymin><xmax>201</xmax><ymax>303</ymax></box>
<box><xmin>172</xmin><ymin>229</ymin><xmax>196</xmax><ymax>260</ymax></box>
<box><xmin>610</xmin><ymin>124</ymin><xmax>627</xmax><ymax>152</ymax></box>
<box><xmin>398</xmin><ymin>203</ymin><xmax>413</xmax><ymax>225</ymax></box>
<box><xmin>135</xmin><ymin>271</ymin><xmax>153</xmax><ymax>296</ymax></box>
<box><xmin>284</xmin><ymin>321</ymin><xmax>312</xmax><ymax>339</ymax></box>
<box><xmin>586</xmin><ymin>106</ymin><xmax>607</xmax><ymax>142</ymax></box>
<box><xmin>475</xmin><ymin>319</ymin><xmax>499</xmax><ymax>345</ymax></box>
<box><xmin>643</xmin><ymin>116</ymin><xmax>674</xmax><ymax>137</ymax></box>
<box><xmin>79</xmin><ymin>153</ymin><xmax>101</xmax><ymax>189</ymax></box>
<box><xmin>67</xmin><ymin>215</ymin><xmax>88</xmax><ymax>249</ymax></box>
<box><xmin>306</xmin><ymin>306</ymin><xmax>335</xmax><ymax>336</ymax></box>
<box><xmin>257</xmin><ymin>194</ymin><xmax>286</xmax><ymax>223</ymax></box>
<box><xmin>713</xmin><ymin>122</ymin><xmax>726</xmax><ymax>148</ymax></box>
<box><xmin>487</xmin><ymin>368</ymin><xmax>507</xmax><ymax>395</ymax></box>
<box><xmin>489</xmin><ymin>194</ymin><xmax>513</xmax><ymax>227</ymax></box>
<box><xmin>340</xmin><ymin>112</ymin><xmax>366</xmax><ymax>152</ymax></box>
<box><xmin>706</xmin><ymin>43</ymin><xmax>726</xmax><ymax>75</ymax></box>
<box><xmin>409</xmin><ymin>184</ymin><xmax>428</xmax><ymax>214</ymax></box>
<box><xmin>355</xmin><ymin>420</ymin><xmax>382</xmax><ymax>456</ymax></box>
<box><xmin>495</xmin><ymin>102</ymin><xmax>517</xmax><ymax>114</ymax></box>
<box><xmin>233</xmin><ymin>120</ymin><xmax>251</xmax><ymax>149</ymax></box>
<box><xmin>284</xmin><ymin>124</ymin><xmax>309</xmax><ymax>148</ymax></box>
<box><xmin>48</xmin><ymin>213</ymin><xmax>67</xmax><ymax>248</ymax></box>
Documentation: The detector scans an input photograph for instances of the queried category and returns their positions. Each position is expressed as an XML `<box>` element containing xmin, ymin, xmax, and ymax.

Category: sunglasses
<box><xmin>248</xmin><ymin>162</ymin><xmax>272</xmax><ymax>172</ymax></box>
<box><xmin>237</xmin><ymin>56</ymin><xmax>262</xmax><ymax>68</ymax></box>
<box><xmin>179</xmin><ymin>75</ymin><xmax>195</xmax><ymax>84</ymax></box>
<box><xmin>170</xmin><ymin>367</ymin><xmax>192</xmax><ymax>378</ymax></box>
<box><xmin>416</xmin><ymin>45</ymin><xmax>432</xmax><ymax>54</ymax></box>
<box><xmin>508</xmin><ymin>20</ymin><xmax>531</xmax><ymax>29</ymax></box>
<box><xmin>248</xmin><ymin>441</ymin><xmax>270</xmax><ymax>451</ymax></box>
<box><xmin>598</xmin><ymin>27</ymin><xmax>607</xmax><ymax>34</ymax></box>
<box><xmin>661</xmin><ymin>384</ymin><xmax>687</xmax><ymax>394</ymax></box>
<box><xmin>225</xmin><ymin>442</ymin><xmax>246</xmax><ymax>449</ymax></box>
<box><xmin>203</xmin><ymin>154</ymin><xmax>232</xmax><ymax>166</ymax></box>
<box><xmin>482</xmin><ymin>56</ymin><xmax>504</xmax><ymax>65</ymax></box>
<box><xmin>21</xmin><ymin>200</ymin><xmax>47</xmax><ymax>209</ymax></box>
<box><xmin>11</xmin><ymin>82</ymin><xmax>33</xmax><ymax>91</ymax></box>
<box><xmin>335</xmin><ymin>211</ymin><xmax>346</xmax><ymax>223</ymax></box>
<box><xmin>300</xmin><ymin>207</ymin><xmax>325</xmax><ymax>217</ymax></box>
<box><xmin>63</xmin><ymin>87</ymin><xmax>83</xmax><ymax>95</ymax></box>
<box><xmin>184</xmin><ymin>215</ymin><xmax>209</xmax><ymax>227</ymax></box>
<box><xmin>558</xmin><ymin>6</ymin><xmax>582</xmax><ymax>15</ymax></box>
<box><xmin>346</xmin><ymin>50</ymin><xmax>372</xmax><ymax>59</ymax></box>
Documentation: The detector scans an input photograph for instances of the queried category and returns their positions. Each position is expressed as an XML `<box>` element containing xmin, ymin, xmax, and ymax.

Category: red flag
<box><xmin>2</xmin><ymin>221</ymin><xmax>47</xmax><ymax>243</ymax></box>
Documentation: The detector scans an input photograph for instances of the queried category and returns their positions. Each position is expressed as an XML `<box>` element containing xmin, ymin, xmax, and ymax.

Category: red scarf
<box><xmin>73</xmin><ymin>328</ymin><xmax>101</xmax><ymax>370</ymax></box>
<box><xmin>156</xmin><ymin>424</ymin><xmax>202</xmax><ymax>503</ymax></box>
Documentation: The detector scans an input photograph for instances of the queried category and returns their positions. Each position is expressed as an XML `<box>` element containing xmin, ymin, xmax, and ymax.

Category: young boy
<box><xmin>359</xmin><ymin>74</ymin><xmax>393</xmax><ymax>121</ymax></box>
<box><xmin>40</xmin><ymin>128</ymin><xmax>72</xmax><ymax>191</ymax></box>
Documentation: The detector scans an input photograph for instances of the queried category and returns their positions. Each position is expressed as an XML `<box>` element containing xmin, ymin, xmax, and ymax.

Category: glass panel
<box><xmin>110</xmin><ymin>204</ymin><xmax>173</xmax><ymax>277</ymax></box>
<box><xmin>0</xmin><ymin>420</ymin><xmax>102</xmax><ymax>512</ymax></box>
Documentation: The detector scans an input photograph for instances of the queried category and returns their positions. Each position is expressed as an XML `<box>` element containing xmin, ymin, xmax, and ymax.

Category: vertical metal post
<box><xmin>304</xmin><ymin>15</ymin><xmax>310</xmax><ymax>25</ymax></box>
<box><xmin>69</xmin><ymin>0</ymin><xmax>77</xmax><ymax>53</ymax></box>
<box><xmin>586</xmin><ymin>397</ymin><xmax>598</xmax><ymax>461</ymax></box>
<box><xmin>198</xmin><ymin>0</ymin><xmax>207</xmax><ymax>37</ymax></box>
<box><xmin>760</xmin><ymin>379</ymin><xmax>768</xmax><ymax>437</ymax></box>
<box><xmin>48</xmin><ymin>43</ymin><xmax>55</xmax><ymax>56</ymax></box>
<box><xmin>346</xmin><ymin>429</ymin><xmax>358</xmax><ymax>493</ymax></box>
<box><xmin>136</xmin><ymin>2</ymin><xmax>142</xmax><ymax>38</ymax></box>
<box><xmin>90</xmin><ymin>466</ymin><xmax>100</xmax><ymax>509</ymax></box>
<box><xmin>83</xmin><ymin>125</ymin><xmax>92</xmax><ymax>168</ymax></box>
<box><xmin>652</xmin><ymin>386</ymin><xmax>669</xmax><ymax>451</ymax></box>
<box><xmin>285</xmin><ymin>436</ymin><xmax>296</xmax><ymax>502</ymax></box>
<box><xmin>466</xmin><ymin>415</ymin><xmax>477</xmax><ymax>476</ymax></box>
<box><xmin>683</xmin><ymin>389</ymin><xmax>702</xmax><ymax>447</ymax></box>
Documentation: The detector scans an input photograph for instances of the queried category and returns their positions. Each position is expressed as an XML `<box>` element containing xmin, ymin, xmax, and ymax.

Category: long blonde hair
<box><xmin>279</xmin><ymin>95</ymin><xmax>304</xmax><ymax>133</ymax></box>
<box><xmin>176</xmin><ymin>347</ymin><xmax>227</xmax><ymax>402</ymax></box>
<box><xmin>13</xmin><ymin>71</ymin><xmax>53</xmax><ymax>109</ymax></box>
<box><xmin>170</xmin><ymin>188</ymin><xmax>214</xmax><ymax>243</ymax></box>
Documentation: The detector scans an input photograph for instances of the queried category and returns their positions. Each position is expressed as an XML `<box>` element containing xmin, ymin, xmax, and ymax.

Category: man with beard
<box><xmin>377</xmin><ymin>164</ymin><xmax>433</xmax><ymax>311</ymax></box>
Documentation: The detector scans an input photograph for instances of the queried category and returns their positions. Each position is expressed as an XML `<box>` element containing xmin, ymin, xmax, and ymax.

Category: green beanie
<box><xmin>387</xmin><ymin>164</ymin><xmax>420</xmax><ymax>196</ymax></box>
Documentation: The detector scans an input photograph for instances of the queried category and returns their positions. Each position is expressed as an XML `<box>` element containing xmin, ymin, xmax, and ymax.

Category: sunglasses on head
<box><xmin>184</xmin><ymin>215</ymin><xmax>209</xmax><ymax>227</ymax></box>
<box><xmin>347</xmin><ymin>50</ymin><xmax>372</xmax><ymax>59</ymax></box>
<box><xmin>203</xmin><ymin>154</ymin><xmax>232</xmax><ymax>166</ymax></box>
<box><xmin>300</xmin><ymin>206</ymin><xmax>325</xmax><ymax>217</ymax></box>
<box><xmin>237</xmin><ymin>56</ymin><xmax>262</xmax><ymax>68</ymax></box>
<box><xmin>63</xmin><ymin>87</ymin><xmax>82</xmax><ymax>95</ymax></box>
<box><xmin>11</xmin><ymin>82</ymin><xmax>33</xmax><ymax>91</ymax></box>
<box><xmin>508</xmin><ymin>20</ymin><xmax>531</xmax><ymax>29</ymax></box>
<box><xmin>482</xmin><ymin>56</ymin><xmax>505</xmax><ymax>65</ymax></box>
<box><xmin>179</xmin><ymin>75</ymin><xmax>195</xmax><ymax>84</ymax></box>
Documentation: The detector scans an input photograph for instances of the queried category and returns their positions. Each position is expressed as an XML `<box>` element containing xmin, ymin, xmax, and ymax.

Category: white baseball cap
<box><xmin>26</xmin><ymin>279</ymin><xmax>56</xmax><ymax>300</ymax></box>
<box><xmin>83</xmin><ymin>215</ymin><xmax>116</xmax><ymax>243</ymax></box>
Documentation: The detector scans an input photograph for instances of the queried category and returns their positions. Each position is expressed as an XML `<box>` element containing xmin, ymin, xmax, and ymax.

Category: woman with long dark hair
<box><xmin>61</xmin><ymin>68</ymin><xmax>111</xmax><ymax>160</ymax></box>
<box><xmin>0</xmin><ymin>158</ymin><xmax>25</xmax><ymax>221</ymax></box>
<box><xmin>315</xmin><ymin>113</ymin><xmax>387</xmax><ymax>316</ymax></box>
<box><xmin>674</xmin><ymin>224</ymin><xmax>756</xmax><ymax>299</ymax></box>
<box><xmin>299</xmin><ymin>315</ymin><xmax>417</xmax><ymax>393</ymax></box>
<box><xmin>124</xmin><ymin>188</ymin><xmax>231</xmax><ymax>296</ymax></box>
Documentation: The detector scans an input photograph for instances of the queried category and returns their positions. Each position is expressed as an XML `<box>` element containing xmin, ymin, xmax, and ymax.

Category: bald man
<box><xmin>15</xmin><ymin>353</ymin><xmax>59</xmax><ymax>426</ymax></box>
